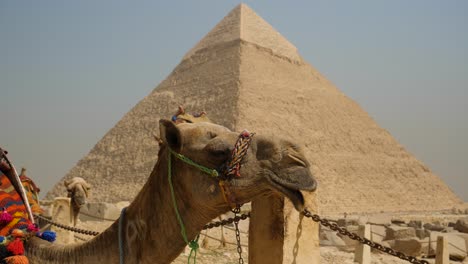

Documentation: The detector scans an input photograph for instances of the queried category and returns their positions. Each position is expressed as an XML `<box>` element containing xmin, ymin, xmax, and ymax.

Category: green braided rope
<box><xmin>169</xmin><ymin>148</ymin><xmax>219</xmax><ymax>177</ymax></box>
<box><xmin>188</xmin><ymin>234</ymin><xmax>200</xmax><ymax>264</ymax></box>
<box><xmin>168</xmin><ymin>148</ymin><xmax>213</xmax><ymax>264</ymax></box>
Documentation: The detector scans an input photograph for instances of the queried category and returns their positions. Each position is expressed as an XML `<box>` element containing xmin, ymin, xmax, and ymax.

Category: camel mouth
<box><xmin>269</xmin><ymin>180</ymin><xmax>306</xmax><ymax>211</ymax></box>
<box><xmin>266</xmin><ymin>169</ymin><xmax>316</xmax><ymax>211</ymax></box>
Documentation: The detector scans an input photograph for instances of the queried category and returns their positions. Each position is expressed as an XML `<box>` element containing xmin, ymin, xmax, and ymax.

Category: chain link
<box><xmin>231</xmin><ymin>205</ymin><xmax>244</xmax><ymax>264</ymax></box>
<box><xmin>34</xmin><ymin>214</ymin><xmax>100</xmax><ymax>236</ymax></box>
<box><xmin>202</xmin><ymin>213</ymin><xmax>250</xmax><ymax>230</ymax></box>
<box><xmin>302</xmin><ymin>209</ymin><xmax>429</xmax><ymax>264</ymax></box>
<box><xmin>35</xmin><ymin>212</ymin><xmax>250</xmax><ymax>235</ymax></box>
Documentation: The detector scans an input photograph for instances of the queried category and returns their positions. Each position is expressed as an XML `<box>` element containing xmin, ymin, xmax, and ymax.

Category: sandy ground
<box><xmin>171</xmin><ymin>245</ymin><xmax>468</xmax><ymax>264</ymax></box>
<box><xmin>66</xmin><ymin>210</ymin><xmax>468</xmax><ymax>264</ymax></box>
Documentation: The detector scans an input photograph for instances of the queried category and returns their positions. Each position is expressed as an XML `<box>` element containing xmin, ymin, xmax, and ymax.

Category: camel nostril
<box><xmin>288</xmin><ymin>153</ymin><xmax>306</xmax><ymax>167</ymax></box>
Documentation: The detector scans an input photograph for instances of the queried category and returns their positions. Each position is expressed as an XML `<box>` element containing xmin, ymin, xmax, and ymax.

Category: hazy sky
<box><xmin>1</xmin><ymin>1</ymin><xmax>467</xmax><ymax>202</ymax></box>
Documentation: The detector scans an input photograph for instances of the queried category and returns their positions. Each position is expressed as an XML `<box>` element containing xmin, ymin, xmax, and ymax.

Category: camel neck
<box><xmin>26</xmin><ymin>221</ymin><xmax>121</xmax><ymax>263</ymax></box>
<box><xmin>26</xmin><ymin>148</ymin><xmax>227</xmax><ymax>264</ymax></box>
<box><xmin>121</xmin><ymin>149</ymin><xmax>225</xmax><ymax>263</ymax></box>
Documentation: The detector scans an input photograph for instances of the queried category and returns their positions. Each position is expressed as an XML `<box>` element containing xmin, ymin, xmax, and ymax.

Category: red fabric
<box><xmin>6</xmin><ymin>238</ymin><xmax>24</xmax><ymax>255</ymax></box>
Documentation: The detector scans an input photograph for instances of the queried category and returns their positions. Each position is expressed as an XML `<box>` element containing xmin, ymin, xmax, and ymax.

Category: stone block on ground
<box><xmin>415</xmin><ymin>228</ymin><xmax>430</xmax><ymax>239</ymax></box>
<box><xmin>393</xmin><ymin>237</ymin><xmax>425</xmax><ymax>257</ymax></box>
<box><xmin>370</xmin><ymin>225</ymin><xmax>386</xmax><ymax>243</ymax></box>
<box><xmin>79</xmin><ymin>202</ymin><xmax>124</xmax><ymax>222</ymax></box>
<box><xmin>320</xmin><ymin>230</ymin><xmax>346</xmax><ymax>247</ymax></box>
<box><xmin>373</xmin><ymin>240</ymin><xmax>394</xmax><ymax>254</ymax></box>
<box><xmin>454</xmin><ymin>218</ymin><xmax>468</xmax><ymax>234</ymax></box>
<box><xmin>336</xmin><ymin>225</ymin><xmax>359</xmax><ymax>252</ymax></box>
<box><xmin>425</xmin><ymin>222</ymin><xmax>446</xmax><ymax>232</ymax></box>
<box><xmin>385</xmin><ymin>225</ymin><xmax>417</xmax><ymax>240</ymax></box>
<box><xmin>455</xmin><ymin>233</ymin><xmax>468</xmax><ymax>255</ymax></box>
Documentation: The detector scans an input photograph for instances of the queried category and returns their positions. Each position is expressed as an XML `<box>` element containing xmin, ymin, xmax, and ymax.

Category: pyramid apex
<box><xmin>183</xmin><ymin>4</ymin><xmax>301</xmax><ymax>62</ymax></box>
<box><xmin>236</xmin><ymin>3</ymin><xmax>252</xmax><ymax>10</ymax></box>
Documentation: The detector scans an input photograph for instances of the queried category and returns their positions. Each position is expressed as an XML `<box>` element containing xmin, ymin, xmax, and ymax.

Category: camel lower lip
<box><xmin>269</xmin><ymin>180</ymin><xmax>305</xmax><ymax>211</ymax></box>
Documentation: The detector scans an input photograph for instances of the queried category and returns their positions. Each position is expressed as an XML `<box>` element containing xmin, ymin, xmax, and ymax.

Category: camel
<box><xmin>64</xmin><ymin>177</ymin><xmax>91</xmax><ymax>226</ymax></box>
<box><xmin>24</xmin><ymin>119</ymin><xmax>317</xmax><ymax>263</ymax></box>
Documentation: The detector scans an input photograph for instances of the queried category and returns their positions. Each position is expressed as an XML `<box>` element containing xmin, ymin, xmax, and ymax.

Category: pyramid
<box><xmin>46</xmin><ymin>4</ymin><xmax>462</xmax><ymax>214</ymax></box>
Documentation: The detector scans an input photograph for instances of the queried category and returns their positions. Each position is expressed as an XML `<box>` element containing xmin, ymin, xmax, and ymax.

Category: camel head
<box><xmin>64</xmin><ymin>177</ymin><xmax>91</xmax><ymax>208</ymax></box>
<box><xmin>159</xmin><ymin>119</ymin><xmax>316</xmax><ymax>212</ymax></box>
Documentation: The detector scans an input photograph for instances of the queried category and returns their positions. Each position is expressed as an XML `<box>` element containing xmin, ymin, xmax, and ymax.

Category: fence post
<box><xmin>435</xmin><ymin>236</ymin><xmax>449</xmax><ymax>264</ymax></box>
<box><xmin>51</xmin><ymin>197</ymin><xmax>74</xmax><ymax>244</ymax></box>
<box><xmin>249</xmin><ymin>192</ymin><xmax>320</xmax><ymax>263</ymax></box>
<box><xmin>354</xmin><ymin>224</ymin><xmax>371</xmax><ymax>264</ymax></box>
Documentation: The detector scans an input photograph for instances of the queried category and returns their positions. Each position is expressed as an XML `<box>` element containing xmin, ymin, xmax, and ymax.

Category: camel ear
<box><xmin>159</xmin><ymin>119</ymin><xmax>183</xmax><ymax>151</ymax></box>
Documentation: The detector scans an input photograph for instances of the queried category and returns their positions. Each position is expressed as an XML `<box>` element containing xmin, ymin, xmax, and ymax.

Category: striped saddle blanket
<box><xmin>0</xmin><ymin>172</ymin><xmax>31</xmax><ymax>236</ymax></box>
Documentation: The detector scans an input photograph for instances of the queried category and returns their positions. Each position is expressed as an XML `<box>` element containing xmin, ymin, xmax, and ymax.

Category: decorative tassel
<box><xmin>26</xmin><ymin>224</ymin><xmax>38</xmax><ymax>233</ymax></box>
<box><xmin>0</xmin><ymin>236</ymin><xmax>5</xmax><ymax>244</ymax></box>
<box><xmin>6</xmin><ymin>238</ymin><xmax>24</xmax><ymax>255</ymax></box>
<box><xmin>39</xmin><ymin>231</ymin><xmax>56</xmax><ymax>242</ymax></box>
<box><xmin>10</xmin><ymin>230</ymin><xmax>24</xmax><ymax>239</ymax></box>
<box><xmin>3</xmin><ymin>255</ymin><xmax>29</xmax><ymax>264</ymax></box>
<box><xmin>0</xmin><ymin>209</ymin><xmax>12</xmax><ymax>225</ymax></box>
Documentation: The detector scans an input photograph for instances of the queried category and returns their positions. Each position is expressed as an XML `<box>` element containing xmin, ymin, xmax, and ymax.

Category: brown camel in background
<box><xmin>64</xmin><ymin>177</ymin><xmax>91</xmax><ymax>226</ymax></box>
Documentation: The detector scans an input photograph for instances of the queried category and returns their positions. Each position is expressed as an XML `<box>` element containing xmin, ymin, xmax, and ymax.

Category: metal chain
<box><xmin>203</xmin><ymin>213</ymin><xmax>250</xmax><ymax>230</ymax></box>
<box><xmin>302</xmin><ymin>209</ymin><xmax>429</xmax><ymax>264</ymax></box>
<box><xmin>34</xmin><ymin>214</ymin><xmax>100</xmax><ymax>236</ymax></box>
<box><xmin>35</xmin><ymin>212</ymin><xmax>250</xmax><ymax>236</ymax></box>
<box><xmin>231</xmin><ymin>205</ymin><xmax>244</xmax><ymax>264</ymax></box>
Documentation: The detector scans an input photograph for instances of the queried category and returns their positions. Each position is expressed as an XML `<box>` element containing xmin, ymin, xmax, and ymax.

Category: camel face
<box><xmin>160</xmin><ymin>119</ymin><xmax>316</xmax><ymax>211</ymax></box>
<box><xmin>253</xmin><ymin>137</ymin><xmax>317</xmax><ymax>210</ymax></box>
<box><xmin>65</xmin><ymin>177</ymin><xmax>90</xmax><ymax>207</ymax></box>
